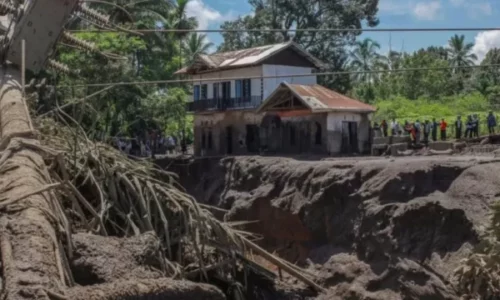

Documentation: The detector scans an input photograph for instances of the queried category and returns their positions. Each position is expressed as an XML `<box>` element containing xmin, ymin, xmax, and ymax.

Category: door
<box><xmin>226</xmin><ymin>126</ymin><xmax>233</xmax><ymax>154</ymax></box>
<box><xmin>246</xmin><ymin>125</ymin><xmax>260</xmax><ymax>153</ymax></box>
<box><xmin>341</xmin><ymin>121</ymin><xmax>358</xmax><ymax>154</ymax></box>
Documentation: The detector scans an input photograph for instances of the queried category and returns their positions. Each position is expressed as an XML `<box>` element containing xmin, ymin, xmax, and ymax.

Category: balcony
<box><xmin>186</xmin><ymin>96</ymin><xmax>263</xmax><ymax>112</ymax></box>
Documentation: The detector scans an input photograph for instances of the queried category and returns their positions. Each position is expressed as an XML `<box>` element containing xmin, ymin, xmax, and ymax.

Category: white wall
<box><xmin>190</xmin><ymin>66</ymin><xmax>263</xmax><ymax>101</ymax></box>
<box><xmin>262</xmin><ymin>65</ymin><xmax>316</xmax><ymax>99</ymax></box>
<box><xmin>326</xmin><ymin>112</ymin><xmax>372</xmax><ymax>154</ymax></box>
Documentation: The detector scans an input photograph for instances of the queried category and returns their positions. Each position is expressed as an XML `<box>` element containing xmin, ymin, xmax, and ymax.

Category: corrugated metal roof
<box><xmin>288</xmin><ymin>84</ymin><xmax>376</xmax><ymax>112</ymax></box>
<box><xmin>174</xmin><ymin>42</ymin><xmax>323</xmax><ymax>74</ymax></box>
<box><xmin>257</xmin><ymin>83</ymin><xmax>376</xmax><ymax>113</ymax></box>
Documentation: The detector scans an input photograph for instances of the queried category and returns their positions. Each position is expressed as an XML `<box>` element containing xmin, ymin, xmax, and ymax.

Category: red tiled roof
<box><xmin>288</xmin><ymin>84</ymin><xmax>376</xmax><ymax>112</ymax></box>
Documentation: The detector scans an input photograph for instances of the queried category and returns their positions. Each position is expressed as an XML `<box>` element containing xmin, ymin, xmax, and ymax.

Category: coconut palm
<box><xmin>447</xmin><ymin>34</ymin><xmax>477</xmax><ymax>73</ymax></box>
<box><xmin>349</xmin><ymin>38</ymin><xmax>384</xmax><ymax>83</ymax></box>
<box><xmin>182</xmin><ymin>33</ymin><xmax>214</xmax><ymax>64</ymax></box>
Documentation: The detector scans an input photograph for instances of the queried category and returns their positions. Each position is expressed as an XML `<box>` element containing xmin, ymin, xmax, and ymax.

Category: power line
<box><xmin>66</xmin><ymin>27</ymin><xmax>500</xmax><ymax>34</ymax></box>
<box><xmin>55</xmin><ymin>64</ymin><xmax>500</xmax><ymax>88</ymax></box>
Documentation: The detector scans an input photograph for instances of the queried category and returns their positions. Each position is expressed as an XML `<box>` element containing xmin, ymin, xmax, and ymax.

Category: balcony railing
<box><xmin>187</xmin><ymin>96</ymin><xmax>263</xmax><ymax>112</ymax></box>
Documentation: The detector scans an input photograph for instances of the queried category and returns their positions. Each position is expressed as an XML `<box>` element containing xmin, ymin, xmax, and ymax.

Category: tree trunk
<box><xmin>0</xmin><ymin>66</ymin><xmax>66</xmax><ymax>299</ymax></box>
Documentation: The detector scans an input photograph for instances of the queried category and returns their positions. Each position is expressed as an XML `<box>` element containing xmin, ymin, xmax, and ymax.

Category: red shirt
<box><xmin>440</xmin><ymin>121</ymin><xmax>447</xmax><ymax>130</ymax></box>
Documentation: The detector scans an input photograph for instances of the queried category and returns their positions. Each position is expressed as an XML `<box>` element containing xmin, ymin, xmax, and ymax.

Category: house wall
<box><xmin>326</xmin><ymin>112</ymin><xmax>373</xmax><ymax>154</ymax></box>
<box><xmin>262</xmin><ymin>65</ymin><xmax>316</xmax><ymax>99</ymax></box>
<box><xmin>193</xmin><ymin>111</ymin><xmax>263</xmax><ymax>156</ymax></box>
<box><xmin>261</xmin><ymin>112</ymin><xmax>328</xmax><ymax>155</ymax></box>
<box><xmin>190</xmin><ymin>66</ymin><xmax>262</xmax><ymax>101</ymax></box>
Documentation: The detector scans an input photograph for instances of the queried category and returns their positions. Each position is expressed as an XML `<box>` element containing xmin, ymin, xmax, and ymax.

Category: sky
<box><xmin>185</xmin><ymin>0</ymin><xmax>500</xmax><ymax>62</ymax></box>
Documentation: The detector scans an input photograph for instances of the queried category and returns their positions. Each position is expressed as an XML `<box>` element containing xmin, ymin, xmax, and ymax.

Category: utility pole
<box><xmin>0</xmin><ymin>2</ymin><xmax>117</xmax><ymax>299</ymax></box>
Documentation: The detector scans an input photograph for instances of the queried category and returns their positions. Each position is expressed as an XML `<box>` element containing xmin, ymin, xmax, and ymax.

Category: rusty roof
<box><xmin>257</xmin><ymin>83</ymin><xmax>376</xmax><ymax>113</ymax></box>
<box><xmin>174</xmin><ymin>42</ymin><xmax>323</xmax><ymax>75</ymax></box>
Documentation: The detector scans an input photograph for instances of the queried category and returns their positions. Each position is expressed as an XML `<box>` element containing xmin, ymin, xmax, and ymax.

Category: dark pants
<box><xmin>474</xmin><ymin>127</ymin><xmax>479</xmax><ymax>138</ymax></box>
<box><xmin>456</xmin><ymin>128</ymin><xmax>461</xmax><ymax>139</ymax></box>
<box><xmin>432</xmin><ymin>131</ymin><xmax>437</xmax><ymax>141</ymax></box>
<box><xmin>489</xmin><ymin>126</ymin><xmax>495</xmax><ymax>134</ymax></box>
<box><xmin>383</xmin><ymin>128</ymin><xmax>388</xmax><ymax>137</ymax></box>
<box><xmin>424</xmin><ymin>132</ymin><xmax>429</xmax><ymax>144</ymax></box>
<box><xmin>441</xmin><ymin>130</ymin><xmax>446</xmax><ymax>141</ymax></box>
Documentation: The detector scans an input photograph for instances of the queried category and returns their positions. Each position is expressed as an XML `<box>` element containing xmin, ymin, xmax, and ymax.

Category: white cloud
<box><xmin>472</xmin><ymin>31</ymin><xmax>500</xmax><ymax>62</ymax></box>
<box><xmin>379</xmin><ymin>0</ymin><xmax>442</xmax><ymax>20</ymax></box>
<box><xmin>413</xmin><ymin>1</ymin><xmax>441</xmax><ymax>20</ymax></box>
<box><xmin>448</xmin><ymin>0</ymin><xmax>493</xmax><ymax>18</ymax></box>
<box><xmin>185</xmin><ymin>0</ymin><xmax>236</xmax><ymax>30</ymax></box>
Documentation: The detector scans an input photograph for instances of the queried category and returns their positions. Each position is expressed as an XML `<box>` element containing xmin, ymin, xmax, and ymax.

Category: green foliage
<box><xmin>41</xmin><ymin>0</ymin><xmax>197</xmax><ymax>141</ymax></box>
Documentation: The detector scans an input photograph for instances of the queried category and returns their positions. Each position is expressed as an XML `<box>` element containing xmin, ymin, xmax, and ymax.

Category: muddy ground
<box><xmin>160</xmin><ymin>155</ymin><xmax>500</xmax><ymax>299</ymax></box>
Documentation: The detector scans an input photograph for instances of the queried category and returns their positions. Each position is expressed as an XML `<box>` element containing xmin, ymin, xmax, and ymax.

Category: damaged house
<box><xmin>176</xmin><ymin>41</ymin><xmax>375</xmax><ymax>156</ymax></box>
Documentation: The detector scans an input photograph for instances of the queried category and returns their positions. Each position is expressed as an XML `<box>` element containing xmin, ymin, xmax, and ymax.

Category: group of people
<box><xmin>374</xmin><ymin>112</ymin><xmax>498</xmax><ymax>144</ymax></box>
<box><xmin>113</xmin><ymin>132</ymin><xmax>184</xmax><ymax>157</ymax></box>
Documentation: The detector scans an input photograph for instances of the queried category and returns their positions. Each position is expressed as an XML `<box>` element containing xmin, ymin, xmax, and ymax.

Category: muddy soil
<box><xmin>161</xmin><ymin>155</ymin><xmax>500</xmax><ymax>299</ymax></box>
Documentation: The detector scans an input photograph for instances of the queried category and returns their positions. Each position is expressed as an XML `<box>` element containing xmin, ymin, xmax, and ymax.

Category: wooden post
<box><xmin>0</xmin><ymin>65</ymin><xmax>66</xmax><ymax>299</ymax></box>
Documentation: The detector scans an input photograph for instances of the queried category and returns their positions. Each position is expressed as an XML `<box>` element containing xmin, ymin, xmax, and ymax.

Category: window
<box><xmin>201</xmin><ymin>84</ymin><xmax>208</xmax><ymax>100</ymax></box>
<box><xmin>236</xmin><ymin>79</ymin><xmax>251</xmax><ymax>100</ymax></box>
<box><xmin>221</xmin><ymin>82</ymin><xmax>231</xmax><ymax>100</ymax></box>
<box><xmin>213</xmin><ymin>83</ymin><xmax>219</xmax><ymax>99</ymax></box>
<box><xmin>201</xmin><ymin>131</ymin><xmax>206</xmax><ymax>149</ymax></box>
<box><xmin>194</xmin><ymin>85</ymin><xmax>200</xmax><ymax>101</ymax></box>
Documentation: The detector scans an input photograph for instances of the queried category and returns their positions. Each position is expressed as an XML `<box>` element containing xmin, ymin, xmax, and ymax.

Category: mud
<box><xmin>71</xmin><ymin>232</ymin><xmax>164</xmax><ymax>285</ymax></box>
<box><xmin>162</xmin><ymin>155</ymin><xmax>500</xmax><ymax>299</ymax></box>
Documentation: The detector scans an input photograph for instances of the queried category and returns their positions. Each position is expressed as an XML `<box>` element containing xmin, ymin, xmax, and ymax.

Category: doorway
<box><xmin>341</xmin><ymin>121</ymin><xmax>358</xmax><ymax>154</ymax></box>
<box><xmin>226</xmin><ymin>126</ymin><xmax>233</xmax><ymax>154</ymax></box>
<box><xmin>246</xmin><ymin>124</ymin><xmax>260</xmax><ymax>153</ymax></box>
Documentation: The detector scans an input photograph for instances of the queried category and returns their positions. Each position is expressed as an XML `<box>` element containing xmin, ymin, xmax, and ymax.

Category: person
<box><xmin>414</xmin><ymin>120</ymin><xmax>421</xmax><ymax>144</ymax></box>
<box><xmin>472</xmin><ymin>114</ymin><xmax>479</xmax><ymax>138</ymax></box>
<box><xmin>431</xmin><ymin>118</ymin><xmax>438</xmax><ymax>141</ymax></box>
<box><xmin>167</xmin><ymin>136</ymin><xmax>175</xmax><ymax>154</ymax></box>
<box><xmin>391</xmin><ymin>118</ymin><xmax>399</xmax><ymax>136</ymax></box>
<box><xmin>125</xmin><ymin>140</ymin><xmax>132</xmax><ymax>154</ymax></box>
<box><xmin>455</xmin><ymin>116</ymin><xmax>463</xmax><ymax>140</ymax></box>
<box><xmin>409</xmin><ymin>123</ymin><xmax>416</xmax><ymax>143</ymax></box>
<box><xmin>488</xmin><ymin>111</ymin><xmax>497</xmax><ymax>134</ymax></box>
<box><xmin>440</xmin><ymin>118</ymin><xmax>447</xmax><ymax>141</ymax></box>
<box><xmin>381</xmin><ymin>120</ymin><xmax>388</xmax><ymax>137</ymax></box>
<box><xmin>465</xmin><ymin>115</ymin><xmax>473</xmax><ymax>138</ymax></box>
<box><xmin>404</xmin><ymin>121</ymin><xmax>411</xmax><ymax>136</ymax></box>
<box><xmin>423</xmin><ymin>120</ymin><xmax>431</xmax><ymax>144</ymax></box>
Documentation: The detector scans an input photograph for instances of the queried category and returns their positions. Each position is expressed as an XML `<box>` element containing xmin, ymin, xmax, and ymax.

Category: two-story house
<box><xmin>176</xmin><ymin>41</ymin><xmax>375</xmax><ymax>156</ymax></box>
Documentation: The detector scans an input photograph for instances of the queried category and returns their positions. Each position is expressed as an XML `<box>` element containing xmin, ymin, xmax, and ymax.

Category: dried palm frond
<box><xmin>33</xmin><ymin>112</ymin><xmax>325</xmax><ymax>293</ymax></box>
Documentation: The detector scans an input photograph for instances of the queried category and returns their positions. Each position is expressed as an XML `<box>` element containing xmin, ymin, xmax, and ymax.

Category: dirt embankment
<box><xmin>161</xmin><ymin>156</ymin><xmax>500</xmax><ymax>299</ymax></box>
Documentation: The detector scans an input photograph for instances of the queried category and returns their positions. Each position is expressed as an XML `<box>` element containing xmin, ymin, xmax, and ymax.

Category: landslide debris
<box><xmin>164</xmin><ymin>156</ymin><xmax>500</xmax><ymax>299</ymax></box>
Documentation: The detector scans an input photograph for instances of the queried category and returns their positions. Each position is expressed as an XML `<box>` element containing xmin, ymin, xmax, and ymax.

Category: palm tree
<box><xmin>349</xmin><ymin>38</ymin><xmax>384</xmax><ymax>83</ymax></box>
<box><xmin>447</xmin><ymin>34</ymin><xmax>477</xmax><ymax>73</ymax></box>
<box><xmin>182</xmin><ymin>33</ymin><xmax>214</xmax><ymax>64</ymax></box>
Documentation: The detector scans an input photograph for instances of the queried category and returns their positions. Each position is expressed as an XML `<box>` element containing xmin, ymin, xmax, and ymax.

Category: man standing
<box><xmin>472</xmin><ymin>114</ymin><xmax>480</xmax><ymax>138</ymax></box>
<box><xmin>423</xmin><ymin>120</ymin><xmax>431</xmax><ymax>144</ymax></box>
<box><xmin>440</xmin><ymin>118</ymin><xmax>448</xmax><ymax>141</ymax></box>
<box><xmin>391</xmin><ymin>118</ymin><xmax>399</xmax><ymax>136</ymax></box>
<box><xmin>431</xmin><ymin>118</ymin><xmax>438</xmax><ymax>141</ymax></box>
<box><xmin>488</xmin><ymin>111</ymin><xmax>497</xmax><ymax>134</ymax></box>
<box><xmin>455</xmin><ymin>116</ymin><xmax>463</xmax><ymax>140</ymax></box>
<box><xmin>381</xmin><ymin>120</ymin><xmax>388</xmax><ymax>137</ymax></box>
<box><xmin>414</xmin><ymin>120</ymin><xmax>421</xmax><ymax>144</ymax></box>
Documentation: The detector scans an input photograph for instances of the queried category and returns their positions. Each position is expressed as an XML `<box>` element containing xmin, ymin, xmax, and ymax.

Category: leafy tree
<box><xmin>447</xmin><ymin>34</ymin><xmax>477</xmax><ymax>73</ymax></box>
<box><xmin>349</xmin><ymin>38</ymin><xmax>384</xmax><ymax>83</ymax></box>
<box><xmin>182</xmin><ymin>33</ymin><xmax>214</xmax><ymax>64</ymax></box>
